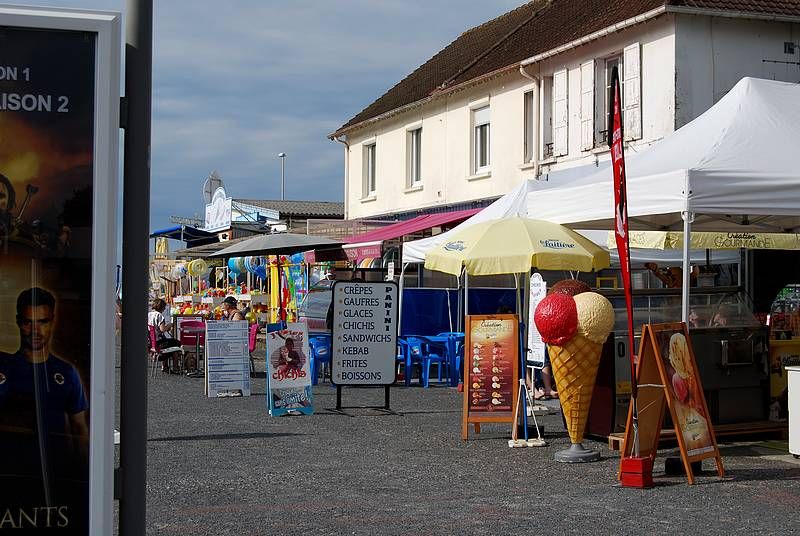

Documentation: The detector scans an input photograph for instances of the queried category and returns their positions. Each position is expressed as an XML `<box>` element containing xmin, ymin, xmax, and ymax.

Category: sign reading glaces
<box><xmin>331</xmin><ymin>281</ymin><xmax>398</xmax><ymax>385</ymax></box>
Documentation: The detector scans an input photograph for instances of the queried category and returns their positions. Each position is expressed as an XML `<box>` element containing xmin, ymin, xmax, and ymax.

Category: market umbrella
<box><xmin>209</xmin><ymin>232</ymin><xmax>342</xmax><ymax>258</ymax></box>
<box><xmin>424</xmin><ymin>217</ymin><xmax>610</xmax><ymax>276</ymax></box>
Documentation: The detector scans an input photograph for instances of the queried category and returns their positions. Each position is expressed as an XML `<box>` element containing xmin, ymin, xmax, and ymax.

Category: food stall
<box><xmin>588</xmin><ymin>286</ymin><xmax>770</xmax><ymax>438</ymax></box>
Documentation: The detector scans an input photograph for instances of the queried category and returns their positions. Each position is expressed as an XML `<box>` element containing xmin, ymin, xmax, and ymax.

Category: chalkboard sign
<box><xmin>462</xmin><ymin>314</ymin><xmax>519</xmax><ymax>440</ymax></box>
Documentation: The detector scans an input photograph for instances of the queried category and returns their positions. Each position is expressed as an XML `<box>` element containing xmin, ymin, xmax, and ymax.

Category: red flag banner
<box><xmin>608</xmin><ymin>67</ymin><xmax>637</xmax><ymax>399</ymax></box>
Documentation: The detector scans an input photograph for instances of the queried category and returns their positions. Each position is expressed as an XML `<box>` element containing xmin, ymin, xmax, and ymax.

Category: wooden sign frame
<box><xmin>619</xmin><ymin>322</ymin><xmax>724</xmax><ymax>484</ymax></box>
<box><xmin>462</xmin><ymin>314</ymin><xmax>519</xmax><ymax>440</ymax></box>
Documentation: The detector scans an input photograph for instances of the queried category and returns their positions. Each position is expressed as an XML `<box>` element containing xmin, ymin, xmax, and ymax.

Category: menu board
<box><xmin>461</xmin><ymin>315</ymin><xmax>519</xmax><ymax>440</ymax></box>
<box><xmin>619</xmin><ymin>323</ymin><xmax>724</xmax><ymax>485</ymax></box>
<box><xmin>205</xmin><ymin>320</ymin><xmax>251</xmax><ymax>397</ymax></box>
<box><xmin>331</xmin><ymin>281</ymin><xmax>398</xmax><ymax>385</ymax></box>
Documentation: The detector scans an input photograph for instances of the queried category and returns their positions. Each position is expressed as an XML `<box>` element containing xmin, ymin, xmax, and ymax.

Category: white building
<box><xmin>330</xmin><ymin>0</ymin><xmax>800</xmax><ymax>222</ymax></box>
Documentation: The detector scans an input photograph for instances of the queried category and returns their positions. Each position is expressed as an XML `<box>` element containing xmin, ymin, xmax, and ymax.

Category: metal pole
<box><xmin>120</xmin><ymin>0</ymin><xmax>152</xmax><ymax>534</ymax></box>
<box><xmin>681</xmin><ymin>211</ymin><xmax>694</xmax><ymax>323</ymax></box>
<box><xmin>279</xmin><ymin>153</ymin><xmax>286</xmax><ymax>200</ymax></box>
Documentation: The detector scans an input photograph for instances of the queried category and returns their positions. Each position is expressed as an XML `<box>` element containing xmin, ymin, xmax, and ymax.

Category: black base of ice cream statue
<box><xmin>554</xmin><ymin>442</ymin><xmax>601</xmax><ymax>463</ymax></box>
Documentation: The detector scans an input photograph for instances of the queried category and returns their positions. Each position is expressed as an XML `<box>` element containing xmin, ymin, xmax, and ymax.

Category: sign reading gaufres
<box><xmin>0</xmin><ymin>6</ymin><xmax>121</xmax><ymax>535</ymax></box>
<box><xmin>331</xmin><ymin>281</ymin><xmax>398</xmax><ymax>385</ymax></box>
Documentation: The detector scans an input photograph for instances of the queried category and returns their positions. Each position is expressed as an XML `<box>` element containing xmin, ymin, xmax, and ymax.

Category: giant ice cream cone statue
<box><xmin>534</xmin><ymin>284</ymin><xmax>614</xmax><ymax>463</ymax></box>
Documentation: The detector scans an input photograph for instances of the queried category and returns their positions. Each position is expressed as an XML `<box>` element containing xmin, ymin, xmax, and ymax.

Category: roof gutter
<box><xmin>664</xmin><ymin>5</ymin><xmax>800</xmax><ymax>24</ymax></box>
<box><xmin>521</xmin><ymin>6</ymin><xmax>667</xmax><ymax>66</ymax></box>
<box><xmin>328</xmin><ymin>64</ymin><xmax>519</xmax><ymax>139</ymax></box>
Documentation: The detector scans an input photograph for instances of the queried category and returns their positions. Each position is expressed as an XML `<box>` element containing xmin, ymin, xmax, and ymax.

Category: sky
<box><xmin>15</xmin><ymin>0</ymin><xmax>523</xmax><ymax>233</ymax></box>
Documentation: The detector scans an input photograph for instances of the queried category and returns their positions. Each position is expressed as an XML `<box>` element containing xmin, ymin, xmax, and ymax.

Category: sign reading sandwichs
<box><xmin>331</xmin><ymin>281</ymin><xmax>397</xmax><ymax>385</ymax></box>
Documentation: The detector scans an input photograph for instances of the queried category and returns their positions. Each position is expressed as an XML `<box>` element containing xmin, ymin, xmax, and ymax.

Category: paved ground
<box><xmin>120</xmin><ymin>364</ymin><xmax>800</xmax><ymax>535</ymax></box>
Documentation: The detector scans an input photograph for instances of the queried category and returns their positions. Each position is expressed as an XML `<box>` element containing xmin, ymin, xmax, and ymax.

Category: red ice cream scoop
<box><xmin>534</xmin><ymin>293</ymin><xmax>578</xmax><ymax>345</ymax></box>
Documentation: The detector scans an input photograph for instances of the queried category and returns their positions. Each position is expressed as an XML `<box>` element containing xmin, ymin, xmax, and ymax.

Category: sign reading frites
<box><xmin>331</xmin><ymin>281</ymin><xmax>398</xmax><ymax>385</ymax></box>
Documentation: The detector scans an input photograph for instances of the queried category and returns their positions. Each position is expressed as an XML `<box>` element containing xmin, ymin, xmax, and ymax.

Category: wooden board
<box><xmin>619</xmin><ymin>323</ymin><xmax>724</xmax><ymax>484</ymax></box>
<box><xmin>462</xmin><ymin>315</ymin><xmax>519</xmax><ymax>440</ymax></box>
<box><xmin>609</xmin><ymin>420</ymin><xmax>789</xmax><ymax>451</ymax></box>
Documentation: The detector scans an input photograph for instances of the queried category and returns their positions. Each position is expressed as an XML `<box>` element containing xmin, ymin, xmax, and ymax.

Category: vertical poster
<box><xmin>266</xmin><ymin>322</ymin><xmax>313</xmax><ymax>416</ymax></box>
<box><xmin>653</xmin><ymin>326</ymin><xmax>715</xmax><ymax>457</ymax></box>
<box><xmin>527</xmin><ymin>273</ymin><xmax>546</xmax><ymax>366</ymax></box>
<box><xmin>0</xmin><ymin>25</ymin><xmax>97</xmax><ymax>532</ymax></box>
<box><xmin>205</xmin><ymin>320</ymin><xmax>251</xmax><ymax>398</ymax></box>
<box><xmin>462</xmin><ymin>315</ymin><xmax>519</xmax><ymax>439</ymax></box>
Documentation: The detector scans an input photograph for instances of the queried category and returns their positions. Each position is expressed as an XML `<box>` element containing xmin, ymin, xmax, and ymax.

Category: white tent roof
<box><xmin>401</xmin><ymin>178</ymin><xmax>530</xmax><ymax>264</ymax></box>
<box><xmin>527</xmin><ymin>77</ymin><xmax>800</xmax><ymax>232</ymax></box>
<box><xmin>403</xmin><ymin>77</ymin><xmax>800</xmax><ymax>264</ymax></box>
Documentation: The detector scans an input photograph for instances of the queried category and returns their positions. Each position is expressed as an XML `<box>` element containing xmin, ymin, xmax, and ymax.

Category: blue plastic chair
<box><xmin>436</xmin><ymin>332</ymin><xmax>465</xmax><ymax>386</ymax></box>
<box><xmin>409</xmin><ymin>336</ymin><xmax>447</xmax><ymax>388</ymax></box>
<box><xmin>309</xmin><ymin>334</ymin><xmax>332</xmax><ymax>385</ymax></box>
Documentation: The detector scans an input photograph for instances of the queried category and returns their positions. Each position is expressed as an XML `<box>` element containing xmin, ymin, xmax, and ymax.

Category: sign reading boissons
<box><xmin>331</xmin><ymin>281</ymin><xmax>398</xmax><ymax>385</ymax></box>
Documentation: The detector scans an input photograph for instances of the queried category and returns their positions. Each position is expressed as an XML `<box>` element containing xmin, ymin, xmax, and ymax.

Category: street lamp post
<box><xmin>278</xmin><ymin>152</ymin><xmax>286</xmax><ymax>200</ymax></box>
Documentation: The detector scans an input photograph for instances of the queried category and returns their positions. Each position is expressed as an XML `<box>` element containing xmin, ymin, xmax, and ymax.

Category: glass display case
<box><xmin>589</xmin><ymin>287</ymin><xmax>769</xmax><ymax>437</ymax></box>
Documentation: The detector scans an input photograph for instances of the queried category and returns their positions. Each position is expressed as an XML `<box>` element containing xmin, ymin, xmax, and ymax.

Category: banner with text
<box><xmin>266</xmin><ymin>323</ymin><xmax>313</xmax><ymax>416</ymax></box>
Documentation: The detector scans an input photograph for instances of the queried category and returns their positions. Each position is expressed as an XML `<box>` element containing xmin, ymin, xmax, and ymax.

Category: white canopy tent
<box><xmin>403</xmin><ymin>78</ymin><xmax>800</xmax><ymax>320</ymax></box>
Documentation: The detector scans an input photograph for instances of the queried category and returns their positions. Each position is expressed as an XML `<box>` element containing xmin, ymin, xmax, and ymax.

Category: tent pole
<box><xmin>398</xmin><ymin>262</ymin><xmax>409</xmax><ymax>332</ymax></box>
<box><xmin>681</xmin><ymin>211</ymin><xmax>694</xmax><ymax>323</ymax></box>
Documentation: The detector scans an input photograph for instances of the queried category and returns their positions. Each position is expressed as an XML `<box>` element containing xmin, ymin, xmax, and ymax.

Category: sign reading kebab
<box><xmin>331</xmin><ymin>281</ymin><xmax>398</xmax><ymax>385</ymax></box>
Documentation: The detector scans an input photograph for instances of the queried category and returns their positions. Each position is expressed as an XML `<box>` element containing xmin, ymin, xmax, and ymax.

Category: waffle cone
<box><xmin>548</xmin><ymin>335</ymin><xmax>603</xmax><ymax>444</ymax></box>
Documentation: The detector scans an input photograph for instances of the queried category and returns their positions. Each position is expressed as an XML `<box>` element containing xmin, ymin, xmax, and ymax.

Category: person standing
<box><xmin>221</xmin><ymin>296</ymin><xmax>245</xmax><ymax>321</ymax></box>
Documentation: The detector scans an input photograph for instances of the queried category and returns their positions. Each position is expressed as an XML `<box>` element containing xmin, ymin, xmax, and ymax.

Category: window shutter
<box><xmin>623</xmin><ymin>42</ymin><xmax>642</xmax><ymax>140</ymax></box>
<box><xmin>580</xmin><ymin>60</ymin><xmax>594</xmax><ymax>151</ymax></box>
<box><xmin>552</xmin><ymin>69</ymin><xmax>568</xmax><ymax>156</ymax></box>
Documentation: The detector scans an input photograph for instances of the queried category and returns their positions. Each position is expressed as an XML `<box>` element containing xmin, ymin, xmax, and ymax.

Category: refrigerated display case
<box><xmin>587</xmin><ymin>287</ymin><xmax>769</xmax><ymax>437</ymax></box>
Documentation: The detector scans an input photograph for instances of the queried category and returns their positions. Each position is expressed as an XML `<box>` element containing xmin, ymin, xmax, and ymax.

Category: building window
<box><xmin>472</xmin><ymin>105</ymin><xmax>490</xmax><ymax>173</ymax></box>
<box><xmin>407</xmin><ymin>127</ymin><xmax>422</xmax><ymax>187</ymax></box>
<box><xmin>363</xmin><ymin>142</ymin><xmax>376</xmax><ymax>196</ymax></box>
<box><xmin>523</xmin><ymin>90</ymin><xmax>535</xmax><ymax>163</ymax></box>
<box><xmin>595</xmin><ymin>55</ymin><xmax>622</xmax><ymax>146</ymax></box>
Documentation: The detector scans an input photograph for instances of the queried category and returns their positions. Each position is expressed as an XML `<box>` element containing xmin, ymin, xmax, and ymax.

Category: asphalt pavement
<box><xmin>122</xmin><ymin>365</ymin><xmax>800</xmax><ymax>535</ymax></box>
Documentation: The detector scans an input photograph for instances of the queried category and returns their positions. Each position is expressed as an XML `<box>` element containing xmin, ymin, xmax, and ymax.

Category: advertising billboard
<box><xmin>0</xmin><ymin>7</ymin><xmax>120</xmax><ymax>533</ymax></box>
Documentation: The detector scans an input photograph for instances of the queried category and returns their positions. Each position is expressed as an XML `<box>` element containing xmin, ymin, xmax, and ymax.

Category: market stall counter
<box><xmin>588</xmin><ymin>287</ymin><xmax>771</xmax><ymax>439</ymax></box>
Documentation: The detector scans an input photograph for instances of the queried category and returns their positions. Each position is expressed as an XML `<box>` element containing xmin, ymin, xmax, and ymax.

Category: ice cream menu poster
<box><xmin>464</xmin><ymin>315</ymin><xmax>518</xmax><ymax>416</ymax></box>
<box><xmin>654</xmin><ymin>327</ymin><xmax>715</xmax><ymax>457</ymax></box>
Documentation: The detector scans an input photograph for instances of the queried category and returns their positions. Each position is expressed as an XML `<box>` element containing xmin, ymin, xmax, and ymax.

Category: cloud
<box><xmin>14</xmin><ymin>0</ymin><xmax>525</xmax><ymax>231</ymax></box>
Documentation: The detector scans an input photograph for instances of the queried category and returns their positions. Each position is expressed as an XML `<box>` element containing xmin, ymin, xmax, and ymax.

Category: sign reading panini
<box><xmin>331</xmin><ymin>281</ymin><xmax>398</xmax><ymax>385</ymax></box>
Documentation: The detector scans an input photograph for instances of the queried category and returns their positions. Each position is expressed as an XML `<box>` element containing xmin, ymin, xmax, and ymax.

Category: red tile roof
<box><xmin>332</xmin><ymin>0</ymin><xmax>800</xmax><ymax>137</ymax></box>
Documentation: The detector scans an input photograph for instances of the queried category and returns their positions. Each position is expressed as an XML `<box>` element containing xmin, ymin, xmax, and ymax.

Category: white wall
<box><xmin>534</xmin><ymin>16</ymin><xmax>676</xmax><ymax>178</ymax></box>
<box><xmin>344</xmin><ymin>71</ymin><xmax>536</xmax><ymax>220</ymax></box>
<box><xmin>675</xmin><ymin>14</ymin><xmax>800</xmax><ymax>128</ymax></box>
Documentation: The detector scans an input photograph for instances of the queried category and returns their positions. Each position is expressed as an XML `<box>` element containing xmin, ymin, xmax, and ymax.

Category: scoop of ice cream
<box><xmin>669</xmin><ymin>332</ymin><xmax>691</xmax><ymax>379</ymax></box>
<box><xmin>672</xmin><ymin>372</ymin><xmax>689</xmax><ymax>403</ymax></box>
<box><xmin>573</xmin><ymin>292</ymin><xmax>614</xmax><ymax>343</ymax></box>
<box><xmin>549</xmin><ymin>279</ymin><xmax>591</xmax><ymax>297</ymax></box>
<box><xmin>534</xmin><ymin>293</ymin><xmax>578</xmax><ymax>345</ymax></box>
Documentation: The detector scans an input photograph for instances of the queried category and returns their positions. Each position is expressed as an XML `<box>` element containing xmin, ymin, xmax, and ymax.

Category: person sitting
<box><xmin>221</xmin><ymin>296</ymin><xmax>245</xmax><ymax>321</ymax></box>
<box><xmin>148</xmin><ymin>298</ymin><xmax>182</xmax><ymax>372</ymax></box>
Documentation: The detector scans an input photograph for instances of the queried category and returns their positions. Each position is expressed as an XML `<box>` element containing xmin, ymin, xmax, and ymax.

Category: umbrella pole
<box><xmin>517</xmin><ymin>272</ymin><xmax>529</xmax><ymax>441</ymax></box>
<box><xmin>278</xmin><ymin>257</ymin><xmax>284</xmax><ymax>323</ymax></box>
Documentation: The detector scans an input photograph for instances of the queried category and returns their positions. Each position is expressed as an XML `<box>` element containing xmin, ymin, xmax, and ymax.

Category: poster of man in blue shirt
<box><xmin>0</xmin><ymin>288</ymin><xmax>89</xmax><ymax>531</ymax></box>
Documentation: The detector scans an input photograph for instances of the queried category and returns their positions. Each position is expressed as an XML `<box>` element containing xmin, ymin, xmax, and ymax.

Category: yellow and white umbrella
<box><xmin>424</xmin><ymin>217</ymin><xmax>610</xmax><ymax>276</ymax></box>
